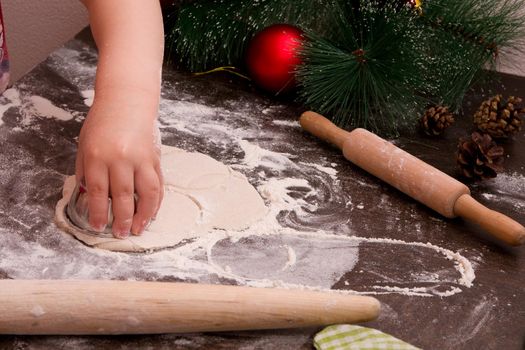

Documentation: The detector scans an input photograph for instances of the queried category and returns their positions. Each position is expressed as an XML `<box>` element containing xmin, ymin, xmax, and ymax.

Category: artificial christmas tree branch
<box><xmin>168</xmin><ymin>0</ymin><xmax>336</xmax><ymax>71</ymax></box>
<box><xmin>167</xmin><ymin>0</ymin><xmax>525</xmax><ymax>134</ymax></box>
<box><xmin>419</xmin><ymin>0</ymin><xmax>525</xmax><ymax>109</ymax></box>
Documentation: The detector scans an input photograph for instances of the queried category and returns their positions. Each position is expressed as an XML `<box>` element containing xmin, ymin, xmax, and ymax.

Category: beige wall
<box><xmin>3</xmin><ymin>0</ymin><xmax>88</xmax><ymax>82</ymax></box>
<box><xmin>498</xmin><ymin>2</ymin><xmax>525</xmax><ymax>77</ymax></box>
<box><xmin>498</xmin><ymin>48</ymin><xmax>525</xmax><ymax>77</ymax></box>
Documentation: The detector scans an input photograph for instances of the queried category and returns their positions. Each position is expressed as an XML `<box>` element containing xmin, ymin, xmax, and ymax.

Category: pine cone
<box><xmin>419</xmin><ymin>105</ymin><xmax>455</xmax><ymax>136</ymax></box>
<box><xmin>457</xmin><ymin>132</ymin><xmax>505</xmax><ymax>181</ymax></box>
<box><xmin>473</xmin><ymin>95</ymin><xmax>524</xmax><ymax>138</ymax></box>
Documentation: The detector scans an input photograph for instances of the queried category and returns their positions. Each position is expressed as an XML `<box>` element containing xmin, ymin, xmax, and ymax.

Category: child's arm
<box><xmin>77</xmin><ymin>0</ymin><xmax>164</xmax><ymax>238</ymax></box>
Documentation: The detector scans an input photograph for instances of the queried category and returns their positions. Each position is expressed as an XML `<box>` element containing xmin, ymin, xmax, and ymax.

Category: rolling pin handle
<box><xmin>453</xmin><ymin>194</ymin><xmax>525</xmax><ymax>246</ymax></box>
<box><xmin>300</xmin><ymin>111</ymin><xmax>351</xmax><ymax>149</ymax></box>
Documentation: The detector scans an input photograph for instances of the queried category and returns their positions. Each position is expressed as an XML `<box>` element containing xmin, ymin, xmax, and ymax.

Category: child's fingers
<box><xmin>109</xmin><ymin>165</ymin><xmax>135</xmax><ymax>239</ymax></box>
<box><xmin>154</xmin><ymin>162</ymin><xmax>164</xmax><ymax>218</ymax></box>
<box><xmin>75</xmin><ymin>151</ymin><xmax>84</xmax><ymax>183</ymax></box>
<box><xmin>84</xmin><ymin>161</ymin><xmax>109</xmax><ymax>232</ymax></box>
<box><xmin>132</xmin><ymin>167</ymin><xmax>161</xmax><ymax>235</ymax></box>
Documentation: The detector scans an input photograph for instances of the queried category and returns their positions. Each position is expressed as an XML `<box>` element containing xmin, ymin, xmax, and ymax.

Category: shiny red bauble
<box><xmin>245</xmin><ymin>24</ymin><xmax>303</xmax><ymax>94</ymax></box>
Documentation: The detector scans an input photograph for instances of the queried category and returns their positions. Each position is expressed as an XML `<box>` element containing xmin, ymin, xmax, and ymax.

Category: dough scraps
<box><xmin>55</xmin><ymin>146</ymin><xmax>268</xmax><ymax>252</ymax></box>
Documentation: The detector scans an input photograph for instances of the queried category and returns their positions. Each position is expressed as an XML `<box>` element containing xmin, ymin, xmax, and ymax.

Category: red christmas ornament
<box><xmin>245</xmin><ymin>24</ymin><xmax>303</xmax><ymax>94</ymax></box>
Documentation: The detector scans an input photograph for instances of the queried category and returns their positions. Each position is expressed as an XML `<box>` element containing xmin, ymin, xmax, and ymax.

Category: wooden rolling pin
<box><xmin>300</xmin><ymin>111</ymin><xmax>525</xmax><ymax>246</ymax></box>
<box><xmin>0</xmin><ymin>280</ymin><xmax>380</xmax><ymax>335</ymax></box>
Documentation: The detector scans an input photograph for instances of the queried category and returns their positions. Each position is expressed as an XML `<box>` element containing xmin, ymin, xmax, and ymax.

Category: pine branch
<box><xmin>169</xmin><ymin>0</ymin><xmax>340</xmax><ymax>71</ymax></box>
<box><xmin>168</xmin><ymin>0</ymin><xmax>525</xmax><ymax>134</ymax></box>
<box><xmin>296</xmin><ymin>1</ymin><xmax>429</xmax><ymax>134</ymax></box>
<box><xmin>297</xmin><ymin>0</ymin><xmax>525</xmax><ymax>133</ymax></box>
<box><xmin>420</xmin><ymin>0</ymin><xmax>525</xmax><ymax>108</ymax></box>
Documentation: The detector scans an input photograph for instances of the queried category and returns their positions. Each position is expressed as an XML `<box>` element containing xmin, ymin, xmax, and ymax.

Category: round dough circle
<box><xmin>55</xmin><ymin>146</ymin><xmax>268</xmax><ymax>252</ymax></box>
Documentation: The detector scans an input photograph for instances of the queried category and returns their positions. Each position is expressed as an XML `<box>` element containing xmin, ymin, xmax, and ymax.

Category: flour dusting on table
<box><xmin>478</xmin><ymin>172</ymin><xmax>525</xmax><ymax>211</ymax></box>
<box><xmin>0</xmin><ymin>39</ymin><xmax>483</xmax><ymax>299</ymax></box>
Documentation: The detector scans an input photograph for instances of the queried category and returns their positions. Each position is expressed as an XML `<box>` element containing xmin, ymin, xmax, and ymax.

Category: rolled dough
<box><xmin>55</xmin><ymin>146</ymin><xmax>268</xmax><ymax>252</ymax></box>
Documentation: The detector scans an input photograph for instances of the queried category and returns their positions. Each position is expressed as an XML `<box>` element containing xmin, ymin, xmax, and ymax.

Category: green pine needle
<box><xmin>420</xmin><ymin>0</ymin><xmax>525</xmax><ymax>108</ymax></box>
<box><xmin>168</xmin><ymin>0</ymin><xmax>340</xmax><ymax>71</ymax></box>
<box><xmin>169</xmin><ymin>0</ymin><xmax>525</xmax><ymax>134</ymax></box>
<box><xmin>297</xmin><ymin>1</ymin><xmax>429</xmax><ymax>133</ymax></box>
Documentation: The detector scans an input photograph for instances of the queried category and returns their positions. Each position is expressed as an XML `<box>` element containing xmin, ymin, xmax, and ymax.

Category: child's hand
<box><xmin>76</xmin><ymin>90</ymin><xmax>163</xmax><ymax>238</ymax></box>
<box><xmin>78</xmin><ymin>0</ymin><xmax>164</xmax><ymax>238</ymax></box>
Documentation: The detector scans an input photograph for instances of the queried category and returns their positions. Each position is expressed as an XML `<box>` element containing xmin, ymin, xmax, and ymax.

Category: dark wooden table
<box><xmin>0</xmin><ymin>29</ymin><xmax>524</xmax><ymax>349</ymax></box>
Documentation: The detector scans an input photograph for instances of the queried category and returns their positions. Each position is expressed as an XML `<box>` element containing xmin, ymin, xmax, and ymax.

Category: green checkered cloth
<box><xmin>314</xmin><ymin>325</ymin><xmax>420</xmax><ymax>350</ymax></box>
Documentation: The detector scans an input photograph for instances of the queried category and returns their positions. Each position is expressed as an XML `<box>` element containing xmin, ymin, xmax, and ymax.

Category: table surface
<box><xmin>0</xmin><ymin>29</ymin><xmax>524</xmax><ymax>350</ymax></box>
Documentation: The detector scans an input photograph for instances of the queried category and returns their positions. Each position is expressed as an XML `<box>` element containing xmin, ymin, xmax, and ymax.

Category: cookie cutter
<box><xmin>65</xmin><ymin>182</ymin><xmax>115</xmax><ymax>238</ymax></box>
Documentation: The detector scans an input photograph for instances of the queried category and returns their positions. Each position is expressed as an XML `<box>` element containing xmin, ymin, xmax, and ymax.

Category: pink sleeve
<box><xmin>0</xmin><ymin>1</ymin><xmax>9</xmax><ymax>93</ymax></box>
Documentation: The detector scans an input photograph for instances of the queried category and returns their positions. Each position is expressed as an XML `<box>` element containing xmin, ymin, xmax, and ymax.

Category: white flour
<box><xmin>479</xmin><ymin>172</ymin><xmax>525</xmax><ymax>211</ymax></box>
<box><xmin>81</xmin><ymin>90</ymin><xmax>94</xmax><ymax>107</ymax></box>
<box><xmin>0</xmin><ymin>140</ymin><xmax>476</xmax><ymax>297</ymax></box>
<box><xmin>299</xmin><ymin>162</ymin><xmax>338</xmax><ymax>179</ymax></box>
<box><xmin>0</xmin><ymin>39</ymin><xmax>487</xmax><ymax>299</ymax></box>
<box><xmin>0</xmin><ymin>88</ymin><xmax>21</xmax><ymax>125</ymax></box>
<box><xmin>238</xmin><ymin>139</ymin><xmax>297</xmax><ymax>170</ymax></box>
<box><xmin>272</xmin><ymin>119</ymin><xmax>300</xmax><ymax>128</ymax></box>
<box><xmin>29</xmin><ymin>96</ymin><xmax>73</xmax><ymax>121</ymax></box>
<box><xmin>0</xmin><ymin>87</ymin><xmax>75</xmax><ymax>126</ymax></box>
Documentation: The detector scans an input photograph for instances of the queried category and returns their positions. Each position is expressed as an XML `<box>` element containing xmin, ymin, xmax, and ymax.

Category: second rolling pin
<box><xmin>300</xmin><ymin>111</ymin><xmax>525</xmax><ymax>246</ymax></box>
<box><xmin>0</xmin><ymin>280</ymin><xmax>380</xmax><ymax>335</ymax></box>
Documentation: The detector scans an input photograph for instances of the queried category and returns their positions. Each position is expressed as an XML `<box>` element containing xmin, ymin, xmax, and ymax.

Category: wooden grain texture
<box><xmin>0</xmin><ymin>280</ymin><xmax>380</xmax><ymax>335</ymax></box>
